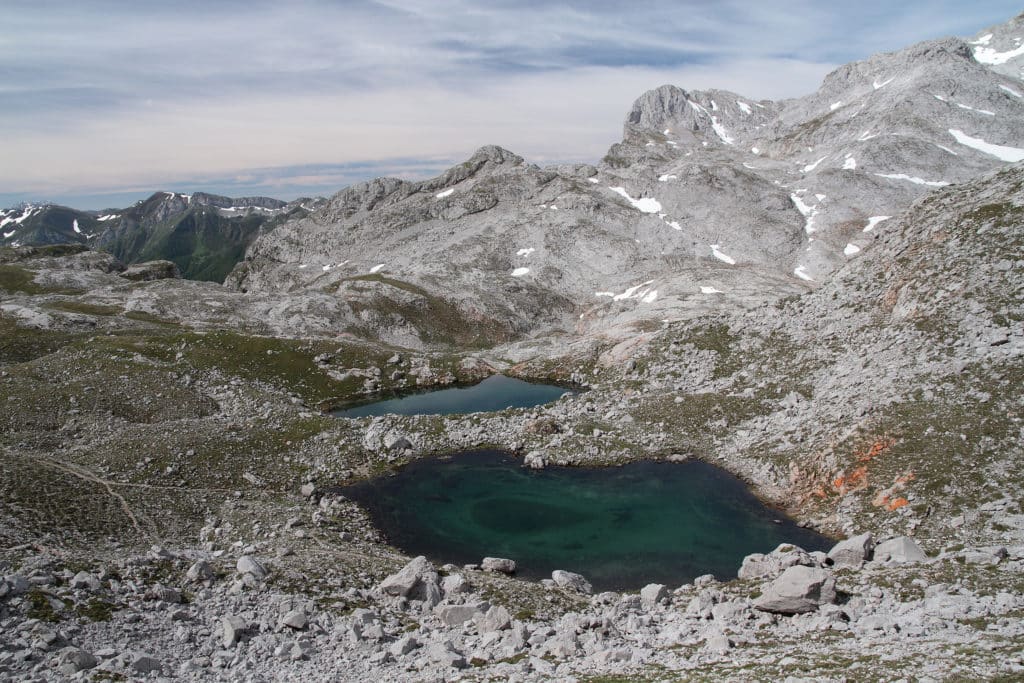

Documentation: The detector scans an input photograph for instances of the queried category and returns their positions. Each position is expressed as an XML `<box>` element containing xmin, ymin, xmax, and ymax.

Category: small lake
<box><xmin>330</xmin><ymin>374</ymin><xmax>570</xmax><ymax>418</ymax></box>
<box><xmin>341</xmin><ymin>450</ymin><xmax>832</xmax><ymax>592</ymax></box>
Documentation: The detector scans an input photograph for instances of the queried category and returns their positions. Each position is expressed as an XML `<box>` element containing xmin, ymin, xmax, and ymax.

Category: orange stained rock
<box><xmin>887</xmin><ymin>497</ymin><xmax>909</xmax><ymax>511</ymax></box>
<box><xmin>857</xmin><ymin>436</ymin><xmax>896</xmax><ymax>463</ymax></box>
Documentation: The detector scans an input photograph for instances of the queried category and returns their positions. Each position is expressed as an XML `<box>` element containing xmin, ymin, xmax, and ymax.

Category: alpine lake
<box><xmin>333</xmin><ymin>376</ymin><xmax>831</xmax><ymax>591</ymax></box>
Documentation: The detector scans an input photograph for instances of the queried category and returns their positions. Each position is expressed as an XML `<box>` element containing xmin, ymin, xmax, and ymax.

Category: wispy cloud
<box><xmin>1</xmin><ymin>0</ymin><xmax>1019</xmax><ymax>207</ymax></box>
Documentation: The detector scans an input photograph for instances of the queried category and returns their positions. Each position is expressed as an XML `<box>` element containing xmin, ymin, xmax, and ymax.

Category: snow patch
<box><xmin>801</xmin><ymin>156</ymin><xmax>826</xmax><ymax>173</ymax></box>
<box><xmin>612</xmin><ymin>280</ymin><xmax>655</xmax><ymax>302</ymax></box>
<box><xmin>793</xmin><ymin>266</ymin><xmax>814</xmax><ymax>281</ymax></box>
<box><xmin>815</xmin><ymin>193</ymin><xmax>826</xmax><ymax>202</ymax></box>
<box><xmin>710</xmin><ymin>118</ymin><xmax>734</xmax><ymax>145</ymax></box>
<box><xmin>595</xmin><ymin>291</ymin><xmax>615</xmax><ymax>298</ymax></box>
<box><xmin>435</xmin><ymin>188</ymin><xmax>454</xmax><ymax>199</ymax></box>
<box><xmin>751</xmin><ymin>147</ymin><xmax>760</xmax><ymax>155</ymax></box>
<box><xmin>516</xmin><ymin>247</ymin><xmax>535</xmax><ymax>257</ymax></box>
<box><xmin>858</xmin><ymin>131</ymin><xmax>878</xmax><ymax>141</ymax></box>
<box><xmin>737</xmin><ymin>101</ymin><xmax>752</xmax><ymax>115</ymax></box>
<box><xmin>948</xmin><ymin>128</ymin><xmax>1024</xmax><ymax>162</ymax></box>
<box><xmin>874</xmin><ymin>173</ymin><xmax>950</xmax><ymax>187</ymax></box>
<box><xmin>667</xmin><ymin>220</ymin><xmax>682</xmax><ymax>231</ymax></box>
<box><xmin>609</xmin><ymin>187</ymin><xmax>662</xmax><ymax>213</ymax></box>
<box><xmin>844</xmin><ymin>243</ymin><xmax>861</xmax><ymax>256</ymax></box>
<box><xmin>972</xmin><ymin>33</ymin><xmax>993</xmax><ymax>46</ymax></box>
<box><xmin>843</xmin><ymin>155</ymin><xmax>857</xmax><ymax>170</ymax></box>
<box><xmin>873</xmin><ymin>77</ymin><xmax>894</xmax><ymax>90</ymax></box>
<box><xmin>658</xmin><ymin>174</ymin><xmax>677</xmax><ymax>182</ymax></box>
<box><xmin>511</xmin><ymin>267</ymin><xmax>530</xmax><ymax>277</ymax></box>
<box><xmin>2</xmin><ymin>230</ymin><xmax>14</xmax><ymax>239</ymax></box>
<box><xmin>999</xmin><ymin>84</ymin><xmax>1022</xmax><ymax>98</ymax></box>
<box><xmin>830</xmin><ymin>101</ymin><xmax>843</xmax><ymax>111</ymax></box>
<box><xmin>72</xmin><ymin>219</ymin><xmax>81</xmax><ymax>234</ymax></box>
<box><xmin>97</xmin><ymin>214</ymin><xmax>119</xmax><ymax>221</ymax></box>
<box><xmin>587</xmin><ymin>177</ymin><xmax>599</xmax><ymax>184</ymax></box>
<box><xmin>956</xmin><ymin>102</ymin><xmax>995</xmax><ymax>116</ymax></box>
<box><xmin>298</xmin><ymin>264</ymin><xmax>308</xmax><ymax>269</ymax></box>
<box><xmin>934</xmin><ymin>144</ymin><xmax>958</xmax><ymax>155</ymax></box>
<box><xmin>641</xmin><ymin>290</ymin><xmax>658</xmax><ymax>304</ymax></box>
<box><xmin>974</xmin><ymin>41</ymin><xmax>1024</xmax><ymax>65</ymax></box>
<box><xmin>369</xmin><ymin>264</ymin><xmax>386</xmax><ymax>274</ymax></box>
<box><xmin>710</xmin><ymin>244</ymin><xmax>736</xmax><ymax>265</ymax></box>
<box><xmin>699</xmin><ymin>286</ymin><xmax>724</xmax><ymax>294</ymax></box>
<box><xmin>790</xmin><ymin>193</ymin><xmax>819</xmax><ymax>234</ymax></box>
<box><xmin>863</xmin><ymin>216</ymin><xmax>891</xmax><ymax>232</ymax></box>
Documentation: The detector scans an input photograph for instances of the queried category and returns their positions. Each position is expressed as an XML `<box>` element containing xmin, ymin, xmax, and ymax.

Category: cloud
<box><xmin>1</xmin><ymin>0</ymin><xmax>1020</xmax><ymax>206</ymax></box>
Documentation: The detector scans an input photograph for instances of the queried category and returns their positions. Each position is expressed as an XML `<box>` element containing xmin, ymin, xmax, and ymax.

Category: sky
<box><xmin>1</xmin><ymin>1</ymin><xmax>1020</xmax><ymax>209</ymax></box>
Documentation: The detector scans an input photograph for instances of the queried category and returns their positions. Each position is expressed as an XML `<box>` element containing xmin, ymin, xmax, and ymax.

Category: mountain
<box><xmin>0</xmin><ymin>191</ymin><xmax>324</xmax><ymax>282</ymax></box>
<box><xmin>227</xmin><ymin>21</ymin><xmax>1024</xmax><ymax>348</ymax></box>
<box><xmin>1</xmin><ymin>13</ymin><xmax>1023</xmax><ymax>682</ymax></box>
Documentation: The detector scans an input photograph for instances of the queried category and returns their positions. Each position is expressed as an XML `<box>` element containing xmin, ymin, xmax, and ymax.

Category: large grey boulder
<box><xmin>828</xmin><ymin>532</ymin><xmax>874</xmax><ymax>568</ymax></box>
<box><xmin>475</xmin><ymin>605</ymin><xmax>512</xmax><ymax>633</ymax></box>
<box><xmin>481</xmin><ymin>557</ymin><xmax>516</xmax><ymax>574</ymax></box>
<box><xmin>70</xmin><ymin>571</ymin><xmax>101</xmax><ymax>591</ymax></box>
<box><xmin>754</xmin><ymin>565</ymin><xmax>837</xmax><ymax>614</ymax></box>
<box><xmin>378</xmin><ymin>555</ymin><xmax>442</xmax><ymax>606</ymax></box>
<box><xmin>55</xmin><ymin>647</ymin><xmax>97</xmax><ymax>675</ymax></box>
<box><xmin>119</xmin><ymin>260</ymin><xmax>181</xmax><ymax>281</ymax></box>
<box><xmin>873</xmin><ymin>536</ymin><xmax>928</xmax><ymax>564</ymax></box>
<box><xmin>222</xmin><ymin>616</ymin><xmax>248</xmax><ymax>647</ymax></box>
<box><xmin>551</xmin><ymin>570</ymin><xmax>593</xmax><ymax>594</ymax></box>
<box><xmin>738</xmin><ymin>543</ymin><xmax>816</xmax><ymax>580</ymax></box>
<box><xmin>434</xmin><ymin>603</ymin><xmax>482</xmax><ymax>626</ymax></box>
<box><xmin>640</xmin><ymin>583</ymin><xmax>669</xmax><ymax>608</ymax></box>
<box><xmin>236</xmin><ymin>555</ymin><xmax>268</xmax><ymax>580</ymax></box>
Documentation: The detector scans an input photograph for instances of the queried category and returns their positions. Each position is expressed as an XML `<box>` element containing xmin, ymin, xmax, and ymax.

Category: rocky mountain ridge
<box><xmin>0</xmin><ymin>191</ymin><xmax>322</xmax><ymax>282</ymax></box>
<box><xmin>229</xmin><ymin>14</ymin><xmax>1024</xmax><ymax>347</ymax></box>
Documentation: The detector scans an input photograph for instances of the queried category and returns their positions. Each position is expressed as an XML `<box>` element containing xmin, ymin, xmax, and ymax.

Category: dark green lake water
<box><xmin>341</xmin><ymin>450</ymin><xmax>832</xmax><ymax>591</ymax></box>
<box><xmin>330</xmin><ymin>374</ymin><xmax>570</xmax><ymax>418</ymax></box>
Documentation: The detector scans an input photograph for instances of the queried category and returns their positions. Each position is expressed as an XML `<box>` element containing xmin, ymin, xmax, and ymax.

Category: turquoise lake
<box><xmin>330</xmin><ymin>374</ymin><xmax>571</xmax><ymax>418</ymax></box>
<box><xmin>341</xmin><ymin>450</ymin><xmax>832</xmax><ymax>591</ymax></box>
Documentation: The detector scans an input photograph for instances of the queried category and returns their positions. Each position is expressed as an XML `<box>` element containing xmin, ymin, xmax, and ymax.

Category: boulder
<box><xmin>383</xmin><ymin>434</ymin><xmax>413</xmax><ymax>452</ymax></box>
<box><xmin>119</xmin><ymin>260</ymin><xmax>181</xmax><ymax>281</ymax></box>
<box><xmin>828</xmin><ymin>532</ymin><xmax>874</xmax><ymax>568</ymax></box>
<box><xmin>70</xmin><ymin>571</ymin><xmax>101</xmax><ymax>592</ymax></box>
<box><xmin>55</xmin><ymin>647</ymin><xmax>97</xmax><ymax>675</ymax></box>
<box><xmin>551</xmin><ymin>570</ymin><xmax>592</xmax><ymax>594</ymax></box>
<box><xmin>434</xmin><ymin>603</ymin><xmax>482</xmax><ymax>626</ymax></box>
<box><xmin>475</xmin><ymin>605</ymin><xmax>512</xmax><ymax>633</ymax></box>
<box><xmin>523</xmin><ymin>451</ymin><xmax>546</xmax><ymax>469</ymax></box>
<box><xmin>426</xmin><ymin>641</ymin><xmax>467</xmax><ymax>669</ymax></box>
<box><xmin>222</xmin><ymin>615</ymin><xmax>248</xmax><ymax>647</ymax></box>
<box><xmin>873</xmin><ymin>536</ymin><xmax>928</xmax><ymax>564</ymax></box>
<box><xmin>236</xmin><ymin>555</ymin><xmax>268</xmax><ymax>580</ymax></box>
<box><xmin>130</xmin><ymin>653</ymin><xmax>162</xmax><ymax>674</ymax></box>
<box><xmin>640</xmin><ymin>583</ymin><xmax>669</xmax><ymax>608</ymax></box>
<box><xmin>280</xmin><ymin>610</ymin><xmax>308</xmax><ymax>630</ymax></box>
<box><xmin>441</xmin><ymin>572</ymin><xmax>471</xmax><ymax>596</ymax></box>
<box><xmin>186</xmin><ymin>560</ymin><xmax>216</xmax><ymax>584</ymax></box>
<box><xmin>378</xmin><ymin>556</ymin><xmax>442</xmax><ymax>606</ymax></box>
<box><xmin>738</xmin><ymin>544</ymin><xmax>815</xmax><ymax>580</ymax></box>
<box><xmin>754</xmin><ymin>565</ymin><xmax>836</xmax><ymax>614</ymax></box>
<box><xmin>390</xmin><ymin>634</ymin><xmax>420</xmax><ymax>657</ymax></box>
<box><xmin>145</xmin><ymin>585</ymin><xmax>183</xmax><ymax>604</ymax></box>
<box><xmin>481</xmin><ymin>557</ymin><xmax>517</xmax><ymax>574</ymax></box>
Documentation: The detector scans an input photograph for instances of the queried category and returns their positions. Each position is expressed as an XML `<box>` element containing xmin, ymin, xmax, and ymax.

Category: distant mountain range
<box><xmin>0</xmin><ymin>191</ymin><xmax>324</xmax><ymax>282</ymax></box>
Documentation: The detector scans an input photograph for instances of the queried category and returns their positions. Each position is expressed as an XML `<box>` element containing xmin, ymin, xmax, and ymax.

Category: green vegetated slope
<box><xmin>104</xmin><ymin>206</ymin><xmax>298</xmax><ymax>282</ymax></box>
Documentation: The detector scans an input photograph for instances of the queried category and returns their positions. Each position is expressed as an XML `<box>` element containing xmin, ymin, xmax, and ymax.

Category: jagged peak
<box><xmin>466</xmin><ymin>144</ymin><xmax>524</xmax><ymax>166</ymax></box>
<box><xmin>624</xmin><ymin>85</ymin><xmax>692</xmax><ymax>129</ymax></box>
